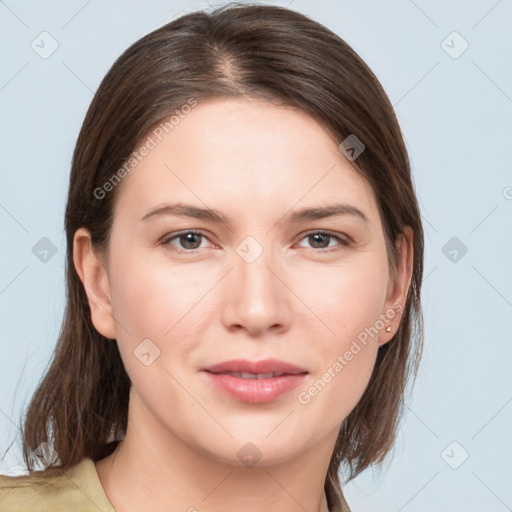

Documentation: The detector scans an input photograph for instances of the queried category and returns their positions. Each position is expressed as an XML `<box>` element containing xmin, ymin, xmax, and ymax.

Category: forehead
<box><xmin>114</xmin><ymin>97</ymin><xmax>379</xmax><ymax>224</ymax></box>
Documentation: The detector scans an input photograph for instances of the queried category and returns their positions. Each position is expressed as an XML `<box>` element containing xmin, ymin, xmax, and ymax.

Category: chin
<box><xmin>202</xmin><ymin>432</ymin><xmax>313</xmax><ymax>469</ymax></box>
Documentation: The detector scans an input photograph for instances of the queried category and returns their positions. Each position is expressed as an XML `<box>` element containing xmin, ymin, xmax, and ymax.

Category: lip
<box><xmin>202</xmin><ymin>358</ymin><xmax>308</xmax><ymax>404</ymax></box>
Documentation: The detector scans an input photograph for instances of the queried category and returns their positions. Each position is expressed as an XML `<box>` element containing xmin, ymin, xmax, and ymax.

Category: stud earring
<box><xmin>385</xmin><ymin>326</ymin><xmax>392</xmax><ymax>333</ymax></box>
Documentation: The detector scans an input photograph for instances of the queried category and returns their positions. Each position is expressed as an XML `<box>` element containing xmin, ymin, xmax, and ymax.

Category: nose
<box><xmin>220</xmin><ymin>244</ymin><xmax>292</xmax><ymax>337</ymax></box>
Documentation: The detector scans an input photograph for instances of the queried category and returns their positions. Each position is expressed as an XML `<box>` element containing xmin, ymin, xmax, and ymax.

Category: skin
<box><xmin>74</xmin><ymin>97</ymin><xmax>413</xmax><ymax>512</ymax></box>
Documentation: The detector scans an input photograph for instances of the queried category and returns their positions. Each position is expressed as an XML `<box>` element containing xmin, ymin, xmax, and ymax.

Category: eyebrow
<box><xmin>139</xmin><ymin>202</ymin><xmax>368</xmax><ymax>224</ymax></box>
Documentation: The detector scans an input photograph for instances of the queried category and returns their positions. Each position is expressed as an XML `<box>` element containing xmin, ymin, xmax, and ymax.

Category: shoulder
<box><xmin>0</xmin><ymin>457</ymin><xmax>115</xmax><ymax>511</ymax></box>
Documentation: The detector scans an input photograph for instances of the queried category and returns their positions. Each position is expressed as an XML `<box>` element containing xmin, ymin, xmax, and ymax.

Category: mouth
<box><xmin>201</xmin><ymin>359</ymin><xmax>308</xmax><ymax>404</ymax></box>
<box><xmin>208</xmin><ymin>371</ymin><xmax>294</xmax><ymax>379</ymax></box>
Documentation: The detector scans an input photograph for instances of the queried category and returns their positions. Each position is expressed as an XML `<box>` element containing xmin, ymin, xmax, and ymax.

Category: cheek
<box><xmin>297</xmin><ymin>343</ymin><xmax>378</xmax><ymax>429</ymax></box>
<box><xmin>292</xmin><ymin>252</ymin><xmax>389</xmax><ymax>345</ymax></box>
<box><xmin>109</xmin><ymin>248</ymin><xmax>208</xmax><ymax>340</ymax></box>
<box><xmin>107</xmin><ymin>256</ymin><xmax>208</xmax><ymax>407</ymax></box>
<box><xmin>292</xmin><ymin>255</ymin><xmax>387</xmax><ymax>420</ymax></box>
<box><xmin>296</xmin><ymin>271</ymin><xmax>381</xmax><ymax>424</ymax></box>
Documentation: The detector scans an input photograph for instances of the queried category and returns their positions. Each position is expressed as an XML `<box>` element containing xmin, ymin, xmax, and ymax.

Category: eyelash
<box><xmin>160</xmin><ymin>229</ymin><xmax>351</xmax><ymax>254</ymax></box>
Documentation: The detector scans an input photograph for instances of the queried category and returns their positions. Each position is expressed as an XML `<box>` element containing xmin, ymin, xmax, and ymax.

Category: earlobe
<box><xmin>73</xmin><ymin>227</ymin><xmax>117</xmax><ymax>340</ymax></box>
<box><xmin>378</xmin><ymin>226</ymin><xmax>414</xmax><ymax>346</ymax></box>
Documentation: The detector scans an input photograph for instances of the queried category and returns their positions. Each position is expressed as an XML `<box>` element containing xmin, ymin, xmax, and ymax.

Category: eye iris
<box><xmin>175</xmin><ymin>233</ymin><xmax>335</xmax><ymax>250</ymax></box>
<box><xmin>180</xmin><ymin>233</ymin><xmax>201</xmax><ymax>249</ymax></box>
<box><xmin>309</xmin><ymin>233</ymin><xmax>330</xmax><ymax>249</ymax></box>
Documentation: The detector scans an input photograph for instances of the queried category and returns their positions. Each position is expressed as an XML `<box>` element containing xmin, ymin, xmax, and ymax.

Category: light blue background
<box><xmin>1</xmin><ymin>1</ymin><xmax>511</xmax><ymax>510</ymax></box>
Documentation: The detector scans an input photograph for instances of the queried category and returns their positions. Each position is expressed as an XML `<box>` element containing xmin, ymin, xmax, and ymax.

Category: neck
<box><xmin>95</xmin><ymin>396</ymin><xmax>336</xmax><ymax>512</ymax></box>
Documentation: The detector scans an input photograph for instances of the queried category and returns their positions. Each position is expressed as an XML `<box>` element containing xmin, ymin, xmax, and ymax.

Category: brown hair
<box><xmin>10</xmin><ymin>3</ymin><xmax>423</xmax><ymax>511</ymax></box>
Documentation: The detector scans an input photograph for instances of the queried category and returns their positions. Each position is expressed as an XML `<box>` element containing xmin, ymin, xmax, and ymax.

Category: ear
<box><xmin>378</xmin><ymin>226</ymin><xmax>414</xmax><ymax>346</ymax></box>
<box><xmin>73</xmin><ymin>227</ymin><xmax>117</xmax><ymax>340</ymax></box>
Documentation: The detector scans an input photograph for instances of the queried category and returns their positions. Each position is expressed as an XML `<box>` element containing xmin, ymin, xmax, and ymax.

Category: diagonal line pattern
<box><xmin>422</xmin><ymin>216</ymin><xmax>439</xmax><ymax>234</ymax></box>
<box><xmin>0</xmin><ymin>483</ymin><xmax>21</xmax><ymax>506</ymax></box>
<box><xmin>0</xmin><ymin>5</ymin><xmax>506</xmax><ymax>512</ymax></box>
<box><xmin>0</xmin><ymin>202</ymin><xmax>29</xmax><ymax>233</ymax></box>
<box><xmin>265</xmin><ymin>266</ymin><xmax>336</xmax><ymax>335</ymax></box>
<box><xmin>472</xmin><ymin>396</ymin><xmax>512</xmax><ymax>439</ymax></box>
<box><xmin>201</xmin><ymin>471</ymin><xmax>233</xmax><ymax>501</ymax></box>
<box><xmin>266</xmin><ymin>164</ymin><xmax>337</xmax><ymax>234</ymax></box>
<box><xmin>89</xmin><ymin>296</ymin><xmax>132</xmax><ymax>337</ymax></box>
<box><xmin>265</xmin><ymin>409</ymin><xmax>294</xmax><ymax>438</ymax></box>
<box><xmin>471</xmin><ymin>266</ymin><xmax>512</xmax><ymax>308</ymax></box>
<box><xmin>164</xmin><ymin>267</ymin><xmax>233</xmax><ymax>336</ymax></box>
<box><xmin>408</xmin><ymin>0</ymin><xmax>439</xmax><ymax>28</ymax></box>
<box><xmin>393</xmin><ymin>62</ymin><xmax>439</xmax><ymax>108</ymax></box>
<box><xmin>0</xmin><ymin>62</ymin><xmax>29</xmax><ymax>92</ymax></box>
<box><xmin>471</xmin><ymin>471</ymin><xmax>511</xmax><ymax>510</ymax></box>
<box><xmin>61</xmin><ymin>472</ymin><xmax>104</xmax><ymax>512</ymax></box>
<box><xmin>398</xmin><ymin>472</ymin><xmax>439</xmax><ymax>511</ymax></box>
<box><xmin>0</xmin><ymin>266</ymin><xmax>28</xmax><ymax>295</ymax></box>
<box><xmin>162</xmin><ymin>367</ymin><xmax>233</xmax><ymax>438</ymax></box>
<box><xmin>61</xmin><ymin>0</ymin><xmax>93</xmax><ymax>29</ymax></box>
<box><xmin>404</xmin><ymin>404</ymin><xmax>439</xmax><ymax>438</ymax></box>
<box><xmin>470</xmin><ymin>205</ymin><xmax>499</xmax><ymax>233</ymax></box>
<box><xmin>0</xmin><ymin>0</ymin><xmax>29</xmax><ymax>28</ymax></box>
<box><xmin>472</xmin><ymin>61</ymin><xmax>512</xmax><ymax>104</ymax></box>
<box><xmin>0</xmin><ymin>461</ymin><xmax>103</xmax><ymax>511</ymax></box>
<box><xmin>264</xmin><ymin>470</ymin><xmax>308</xmax><ymax>511</ymax></box>
<box><xmin>471</xmin><ymin>0</ymin><xmax>503</xmax><ymax>30</ymax></box>
<box><xmin>164</xmin><ymin>163</ymin><xmax>234</xmax><ymax>234</ymax></box>
<box><xmin>422</xmin><ymin>265</ymin><xmax>438</xmax><ymax>282</ymax></box>
<box><xmin>420</xmin><ymin>204</ymin><xmax>439</xmax><ymax>234</ymax></box>
<box><xmin>61</xmin><ymin>61</ymin><xmax>94</xmax><ymax>93</ymax></box>
<box><xmin>0</xmin><ymin>408</ymin><xmax>21</xmax><ymax>433</ymax></box>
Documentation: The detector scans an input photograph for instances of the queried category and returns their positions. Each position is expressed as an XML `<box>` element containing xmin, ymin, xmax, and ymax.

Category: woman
<box><xmin>0</xmin><ymin>3</ymin><xmax>423</xmax><ymax>511</ymax></box>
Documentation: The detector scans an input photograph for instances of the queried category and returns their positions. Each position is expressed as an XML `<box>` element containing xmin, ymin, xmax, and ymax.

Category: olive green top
<box><xmin>1</xmin><ymin>457</ymin><xmax>336</xmax><ymax>511</ymax></box>
<box><xmin>0</xmin><ymin>457</ymin><xmax>115</xmax><ymax>511</ymax></box>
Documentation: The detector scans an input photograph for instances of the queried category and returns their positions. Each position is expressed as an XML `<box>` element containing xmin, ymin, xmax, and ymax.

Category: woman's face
<box><xmin>78</xmin><ymin>97</ymin><xmax>410</xmax><ymax>466</ymax></box>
